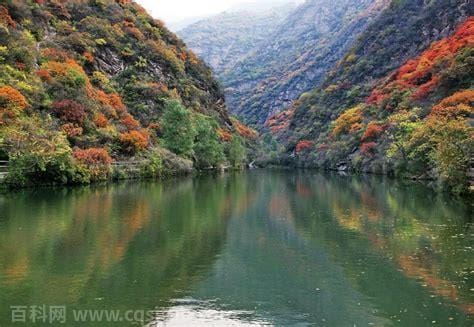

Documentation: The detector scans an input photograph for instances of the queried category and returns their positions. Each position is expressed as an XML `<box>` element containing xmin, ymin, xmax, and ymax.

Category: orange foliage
<box><xmin>430</xmin><ymin>89</ymin><xmax>474</xmax><ymax>118</ymax></box>
<box><xmin>0</xmin><ymin>86</ymin><xmax>28</xmax><ymax>111</ymax></box>
<box><xmin>61</xmin><ymin>123</ymin><xmax>83</xmax><ymax>137</ymax></box>
<box><xmin>120</xmin><ymin>130</ymin><xmax>149</xmax><ymax>153</ymax></box>
<box><xmin>217</xmin><ymin>128</ymin><xmax>233</xmax><ymax>142</ymax></box>
<box><xmin>121</xmin><ymin>113</ymin><xmax>140</xmax><ymax>130</ymax></box>
<box><xmin>83</xmin><ymin>51</ymin><xmax>94</xmax><ymax>63</ymax></box>
<box><xmin>232</xmin><ymin>118</ymin><xmax>258</xmax><ymax>139</ymax></box>
<box><xmin>362</xmin><ymin>122</ymin><xmax>384</xmax><ymax>141</ymax></box>
<box><xmin>91</xmin><ymin>90</ymin><xmax>127</xmax><ymax>117</ymax></box>
<box><xmin>73</xmin><ymin>148</ymin><xmax>112</xmax><ymax>166</ymax></box>
<box><xmin>296</xmin><ymin>140</ymin><xmax>314</xmax><ymax>153</ymax></box>
<box><xmin>41</xmin><ymin>59</ymin><xmax>88</xmax><ymax>83</ymax></box>
<box><xmin>0</xmin><ymin>5</ymin><xmax>16</xmax><ymax>28</ymax></box>
<box><xmin>93</xmin><ymin>113</ymin><xmax>108</xmax><ymax>128</ymax></box>
<box><xmin>107</xmin><ymin>92</ymin><xmax>126</xmax><ymax>113</ymax></box>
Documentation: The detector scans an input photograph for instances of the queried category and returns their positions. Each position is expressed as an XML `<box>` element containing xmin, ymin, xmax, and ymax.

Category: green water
<box><xmin>0</xmin><ymin>171</ymin><xmax>472</xmax><ymax>326</ymax></box>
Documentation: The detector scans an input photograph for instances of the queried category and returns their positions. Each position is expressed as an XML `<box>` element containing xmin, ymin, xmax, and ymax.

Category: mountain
<box><xmin>0</xmin><ymin>0</ymin><xmax>255</xmax><ymax>187</ymax></box>
<box><xmin>268</xmin><ymin>0</ymin><xmax>473</xmax><ymax>193</ymax></box>
<box><xmin>220</xmin><ymin>0</ymin><xmax>391</xmax><ymax>125</ymax></box>
<box><xmin>178</xmin><ymin>2</ymin><xmax>296</xmax><ymax>77</ymax></box>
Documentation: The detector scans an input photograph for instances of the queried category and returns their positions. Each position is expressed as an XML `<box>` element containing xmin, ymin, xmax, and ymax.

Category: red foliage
<box><xmin>296</xmin><ymin>140</ymin><xmax>314</xmax><ymax>153</ymax></box>
<box><xmin>0</xmin><ymin>5</ymin><xmax>16</xmax><ymax>28</ymax></box>
<box><xmin>360</xmin><ymin>142</ymin><xmax>377</xmax><ymax>156</ymax></box>
<box><xmin>51</xmin><ymin>100</ymin><xmax>86</xmax><ymax>125</ymax></box>
<box><xmin>120</xmin><ymin>130</ymin><xmax>149</xmax><ymax>153</ymax></box>
<box><xmin>15</xmin><ymin>62</ymin><xmax>27</xmax><ymax>71</ymax></box>
<box><xmin>362</xmin><ymin>122</ymin><xmax>384</xmax><ymax>141</ymax></box>
<box><xmin>265</xmin><ymin>109</ymin><xmax>294</xmax><ymax>134</ymax></box>
<box><xmin>73</xmin><ymin>148</ymin><xmax>112</xmax><ymax>166</ymax></box>
<box><xmin>367</xmin><ymin>17</ymin><xmax>474</xmax><ymax>104</ymax></box>
<box><xmin>318</xmin><ymin>143</ymin><xmax>329</xmax><ymax>152</ymax></box>
<box><xmin>41</xmin><ymin>48</ymin><xmax>70</xmax><ymax>62</ymax></box>
<box><xmin>366</xmin><ymin>89</ymin><xmax>386</xmax><ymax>106</ymax></box>
<box><xmin>36</xmin><ymin>69</ymin><xmax>53</xmax><ymax>82</ymax></box>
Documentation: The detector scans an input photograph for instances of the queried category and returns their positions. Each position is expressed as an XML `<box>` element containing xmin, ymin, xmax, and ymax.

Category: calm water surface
<box><xmin>0</xmin><ymin>171</ymin><xmax>472</xmax><ymax>326</ymax></box>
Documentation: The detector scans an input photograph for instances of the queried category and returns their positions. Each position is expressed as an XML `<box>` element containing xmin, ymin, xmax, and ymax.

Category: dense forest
<box><xmin>0</xmin><ymin>0</ymin><xmax>256</xmax><ymax>187</ymax></box>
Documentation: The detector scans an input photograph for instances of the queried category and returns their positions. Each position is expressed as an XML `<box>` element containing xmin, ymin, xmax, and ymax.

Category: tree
<box><xmin>193</xmin><ymin>115</ymin><xmax>224</xmax><ymax>169</ymax></box>
<box><xmin>227</xmin><ymin>136</ymin><xmax>246</xmax><ymax>168</ymax></box>
<box><xmin>161</xmin><ymin>100</ymin><xmax>195</xmax><ymax>158</ymax></box>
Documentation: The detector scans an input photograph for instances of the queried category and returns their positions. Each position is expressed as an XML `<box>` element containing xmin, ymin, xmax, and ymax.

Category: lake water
<box><xmin>0</xmin><ymin>170</ymin><xmax>472</xmax><ymax>326</ymax></box>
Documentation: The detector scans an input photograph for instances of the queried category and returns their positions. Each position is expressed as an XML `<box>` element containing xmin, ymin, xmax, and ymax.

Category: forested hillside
<box><xmin>178</xmin><ymin>3</ymin><xmax>295</xmax><ymax>76</ymax></box>
<box><xmin>0</xmin><ymin>0</ymin><xmax>255</xmax><ymax>187</ymax></box>
<box><xmin>268</xmin><ymin>0</ymin><xmax>473</xmax><ymax>193</ymax></box>
<box><xmin>180</xmin><ymin>0</ymin><xmax>391</xmax><ymax>125</ymax></box>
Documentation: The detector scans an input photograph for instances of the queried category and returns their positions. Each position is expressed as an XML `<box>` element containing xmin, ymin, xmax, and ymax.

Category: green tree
<box><xmin>161</xmin><ymin>100</ymin><xmax>195</xmax><ymax>158</ymax></box>
<box><xmin>193</xmin><ymin>115</ymin><xmax>224</xmax><ymax>169</ymax></box>
<box><xmin>227</xmin><ymin>136</ymin><xmax>247</xmax><ymax>168</ymax></box>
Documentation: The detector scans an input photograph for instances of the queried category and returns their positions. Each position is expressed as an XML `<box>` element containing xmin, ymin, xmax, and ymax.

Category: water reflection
<box><xmin>0</xmin><ymin>171</ymin><xmax>472</xmax><ymax>326</ymax></box>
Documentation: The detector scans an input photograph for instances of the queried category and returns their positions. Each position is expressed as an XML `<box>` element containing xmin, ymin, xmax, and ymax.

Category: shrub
<box><xmin>362</xmin><ymin>122</ymin><xmax>384</xmax><ymax>141</ymax></box>
<box><xmin>296</xmin><ymin>140</ymin><xmax>314</xmax><ymax>153</ymax></box>
<box><xmin>73</xmin><ymin>147</ymin><xmax>112</xmax><ymax>181</ymax></box>
<box><xmin>332</xmin><ymin>105</ymin><xmax>363</xmax><ymax>136</ymax></box>
<box><xmin>51</xmin><ymin>100</ymin><xmax>86</xmax><ymax>124</ymax></box>
<box><xmin>360</xmin><ymin>142</ymin><xmax>377</xmax><ymax>156</ymax></box>
<box><xmin>120</xmin><ymin>130</ymin><xmax>149</xmax><ymax>154</ymax></box>
<box><xmin>94</xmin><ymin>113</ymin><xmax>108</xmax><ymax>128</ymax></box>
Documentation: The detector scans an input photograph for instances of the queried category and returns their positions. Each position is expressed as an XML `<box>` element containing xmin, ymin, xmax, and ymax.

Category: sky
<box><xmin>135</xmin><ymin>0</ymin><xmax>294</xmax><ymax>24</ymax></box>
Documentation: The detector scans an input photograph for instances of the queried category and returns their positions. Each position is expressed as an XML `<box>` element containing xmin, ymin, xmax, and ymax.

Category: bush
<box><xmin>120</xmin><ymin>130</ymin><xmax>149</xmax><ymax>154</ymax></box>
<box><xmin>73</xmin><ymin>147</ymin><xmax>113</xmax><ymax>181</ymax></box>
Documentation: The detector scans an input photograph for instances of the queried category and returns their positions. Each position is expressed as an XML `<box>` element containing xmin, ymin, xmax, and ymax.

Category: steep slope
<box><xmin>223</xmin><ymin>0</ymin><xmax>390</xmax><ymax>125</ymax></box>
<box><xmin>270</xmin><ymin>3</ymin><xmax>473</xmax><ymax>193</ymax></box>
<box><xmin>0</xmin><ymin>0</ymin><xmax>254</xmax><ymax>187</ymax></box>
<box><xmin>178</xmin><ymin>3</ymin><xmax>295</xmax><ymax>77</ymax></box>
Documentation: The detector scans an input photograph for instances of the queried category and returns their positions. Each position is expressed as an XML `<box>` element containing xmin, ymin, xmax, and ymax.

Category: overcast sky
<box><xmin>135</xmin><ymin>0</ymin><xmax>294</xmax><ymax>24</ymax></box>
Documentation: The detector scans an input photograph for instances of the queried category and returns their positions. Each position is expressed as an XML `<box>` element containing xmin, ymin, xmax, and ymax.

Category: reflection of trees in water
<box><xmin>194</xmin><ymin>172</ymin><xmax>389</xmax><ymax>326</ymax></box>
<box><xmin>0</xmin><ymin>175</ymin><xmax>251</xmax><ymax>320</ymax></box>
<box><xmin>285</xmin><ymin>171</ymin><xmax>473</xmax><ymax>318</ymax></box>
